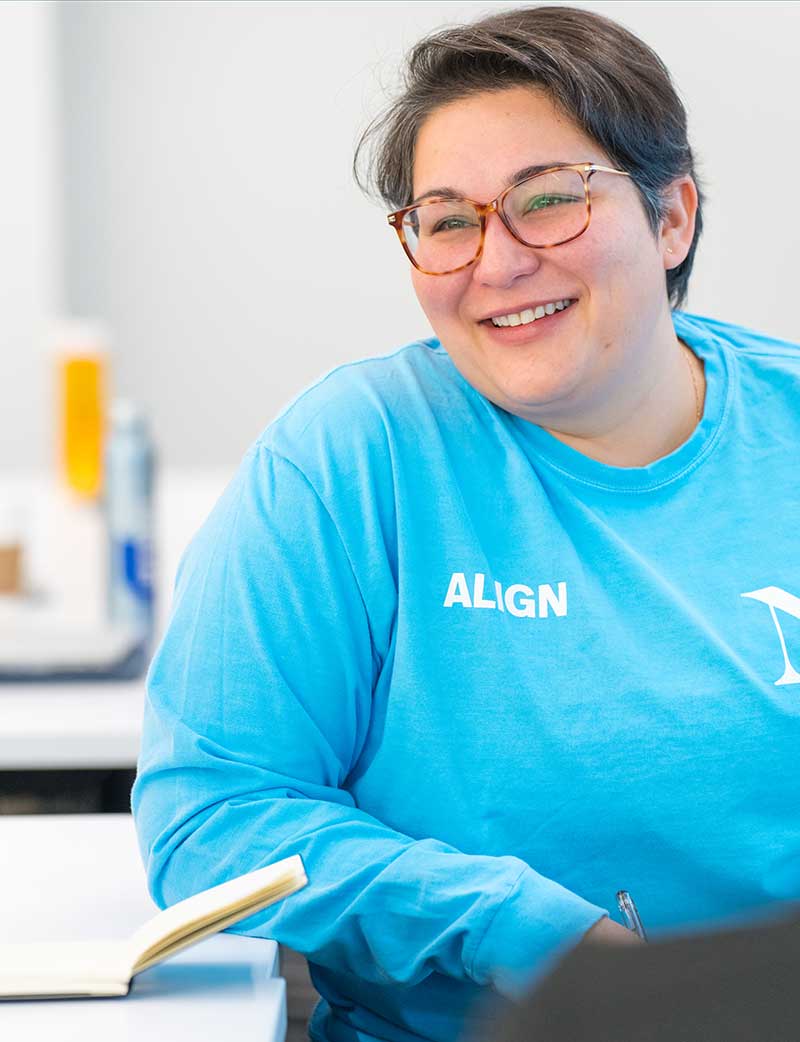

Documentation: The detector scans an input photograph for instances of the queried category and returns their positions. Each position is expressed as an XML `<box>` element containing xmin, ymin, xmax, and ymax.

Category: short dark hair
<box><xmin>354</xmin><ymin>5</ymin><xmax>704</xmax><ymax>310</ymax></box>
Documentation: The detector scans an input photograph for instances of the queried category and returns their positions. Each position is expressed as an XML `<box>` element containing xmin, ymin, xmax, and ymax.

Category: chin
<box><xmin>448</xmin><ymin>342</ymin><xmax>585</xmax><ymax>414</ymax></box>
<box><xmin>481</xmin><ymin>370</ymin><xmax>579</xmax><ymax>416</ymax></box>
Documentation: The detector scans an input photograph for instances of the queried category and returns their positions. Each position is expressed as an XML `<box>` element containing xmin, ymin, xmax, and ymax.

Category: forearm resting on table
<box><xmin>133</xmin><ymin>781</ymin><xmax>608</xmax><ymax>996</ymax></box>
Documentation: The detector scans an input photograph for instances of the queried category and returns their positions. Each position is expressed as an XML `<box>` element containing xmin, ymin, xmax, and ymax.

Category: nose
<box><xmin>472</xmin><ymin>208</ymin><xmax>542</xmax><ymax>288</ymax></box>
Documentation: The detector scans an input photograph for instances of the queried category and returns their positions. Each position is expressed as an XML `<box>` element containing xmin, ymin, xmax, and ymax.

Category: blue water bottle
<box><xmin>105</xmin><ymin>399</ymin><xmax>155</xmax><ymax>661</ymax></box>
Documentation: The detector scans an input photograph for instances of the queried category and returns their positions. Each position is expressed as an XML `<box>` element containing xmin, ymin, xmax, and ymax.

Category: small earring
<box><xmin>667</xmin><ymin>247</ymin><xmax>674</xmax><ymax>254</ymax></box>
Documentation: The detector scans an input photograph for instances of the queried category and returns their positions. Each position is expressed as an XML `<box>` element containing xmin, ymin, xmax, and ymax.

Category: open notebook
<box><xmin>0</xmin><ymin>854</ymin><xmax>307</xmax><ymax>999</ymax></box>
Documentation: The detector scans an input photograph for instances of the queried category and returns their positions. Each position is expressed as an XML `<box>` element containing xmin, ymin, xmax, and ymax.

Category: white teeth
<box><xmin>490</xmin><ymin>299</ymin><xmax>573</xmax><ymax>327</ymax></box>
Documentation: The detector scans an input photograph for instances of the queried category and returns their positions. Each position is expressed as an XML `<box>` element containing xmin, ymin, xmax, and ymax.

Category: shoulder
<box><xmin>181</xmin><ymin>344</ymin><xmax>459</xmax><ymax>586</ymax></box>
<box><xmin>253</xmin><ymin>337</ymin><xmax>469</xmax><ymax>471</ymax></box>
<box><xmin>673</xmin><ymin>309</ymin><xmax>800</xmax><ymax>364</ymax></box>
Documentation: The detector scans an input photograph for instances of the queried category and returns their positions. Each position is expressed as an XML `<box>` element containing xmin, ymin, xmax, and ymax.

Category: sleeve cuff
<box><xmin>469</xmin><ymin>865</ymin><xmax>608</xmax><ymax>998</ymax></box>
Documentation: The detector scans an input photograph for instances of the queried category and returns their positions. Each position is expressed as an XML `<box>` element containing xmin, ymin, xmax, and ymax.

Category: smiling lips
<box><xmin>486</xmin><ymin>298</ymin><xmax>576</xmax><ymax>327</ymax></box>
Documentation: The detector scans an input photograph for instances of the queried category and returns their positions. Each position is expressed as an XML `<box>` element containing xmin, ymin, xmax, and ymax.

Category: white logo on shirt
<box><xmin>443</xmin><ymin>572</ymin><xmax>567</xmax><ymax>619</ymax></box>
<box><xmin>741</xmin><ymin>586</ymin><xmax>800</xmax><ymax>686</ymax></box>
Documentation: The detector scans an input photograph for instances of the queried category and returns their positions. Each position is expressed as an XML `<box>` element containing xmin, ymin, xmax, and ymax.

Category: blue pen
<box><xmin>616</xmin><ymin>890</ymin><xmax>648</xmax><ymax>942</ymax></box>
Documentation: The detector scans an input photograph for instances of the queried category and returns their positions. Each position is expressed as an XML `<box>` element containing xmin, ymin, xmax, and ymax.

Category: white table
<box><xmin>0</xmin><ymin>814</ymin><xmax>286</xmax><ymax>1041</ymax></box>
<box><xmin>0</xmin><ymin>678</ymin><xmax>146</xmax><ymax>769</ymax></box>
<box><xmin>0</xmin><ymin>469</ymin><xmax>232</xmax><ymax>770</ymax></box>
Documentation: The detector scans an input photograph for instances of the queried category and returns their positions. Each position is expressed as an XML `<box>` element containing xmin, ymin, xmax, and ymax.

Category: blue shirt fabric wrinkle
<box><xmin>132</xmin><ymin>310</ymin><xmax>800</xmax><ymax>1042</ymax></box>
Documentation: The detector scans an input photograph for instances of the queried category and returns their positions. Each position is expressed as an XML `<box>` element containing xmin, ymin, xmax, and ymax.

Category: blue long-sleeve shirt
<box><xmin>133</xmin><ymin>310</ymin><xmax>800</xmax><ymax>1041</ymax></box>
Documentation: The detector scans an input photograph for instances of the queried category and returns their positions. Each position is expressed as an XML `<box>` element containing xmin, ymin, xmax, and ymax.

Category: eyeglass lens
<box><xmin>402</xmin><ymin>168</ymin><xmax>588</xmax><ymax>273</ymax></box>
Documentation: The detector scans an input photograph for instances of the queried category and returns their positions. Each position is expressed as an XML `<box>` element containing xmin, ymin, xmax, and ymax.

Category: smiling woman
<box><xmin>404</xmin><ymin>87</ymin><xmax>700</xmax><ymax>464</ymax></box>
<box><xmin>133</xmin><ymin>7</ymin><xmax>800</xmax><ymax>1042</ymax></box>
<box><xmin>356</xmin><ymin>7</ymin><xmax>704</xmax><ymax>466</ymax></box>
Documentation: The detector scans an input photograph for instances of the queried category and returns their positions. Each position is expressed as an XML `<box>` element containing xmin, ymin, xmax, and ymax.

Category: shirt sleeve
<box><xmin>132</xmin><ymin>442</ymin><xmax>606</xmax><ymax>995</ymax></box>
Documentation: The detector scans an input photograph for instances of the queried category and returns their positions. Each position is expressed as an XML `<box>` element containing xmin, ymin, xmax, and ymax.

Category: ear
<box><xmin>659</xmin><ymin>176</ymin><xmax>698</xmax><ymax>270</ymax></box>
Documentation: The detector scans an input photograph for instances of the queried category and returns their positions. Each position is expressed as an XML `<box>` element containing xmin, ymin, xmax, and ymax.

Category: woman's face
<box><xmin>409</xmin><ymin>87</ymin><xmax>682</xmax><ymax>427</ymax></box>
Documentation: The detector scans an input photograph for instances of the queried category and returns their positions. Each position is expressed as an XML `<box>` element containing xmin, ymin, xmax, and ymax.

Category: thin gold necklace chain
<box><xmin>682</xmin><ymin>343</ymin><xmax>702</xmax><ymax>423</ymax></box>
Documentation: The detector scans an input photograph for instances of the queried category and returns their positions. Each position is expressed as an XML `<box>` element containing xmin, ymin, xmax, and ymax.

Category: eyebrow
<box><xmin>412</xmin><ymin>161</ymin><xmax>573</xmax><ymax>204</ymax></box>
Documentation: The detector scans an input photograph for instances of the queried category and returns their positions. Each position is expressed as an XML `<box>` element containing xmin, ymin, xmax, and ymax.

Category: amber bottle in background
<box><xmin>46</xmin><ymin>320</ymin><xmax>110</xmax><ymax>628</ymax></box>
<box><xmin>55</xmin><ymin>320</ymin><xmax>109</xmax><ymax>499</ymax></box>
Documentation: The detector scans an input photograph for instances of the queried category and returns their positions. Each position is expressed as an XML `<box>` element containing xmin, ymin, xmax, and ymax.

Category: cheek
<box><xmin>562</xmin><ymin>227</ymin><xmax>621</xmax><ymax>284</ymax></box>
<box><xmin>566</xmin><ymin>220</ymin><xmax>660</xmax><ymax>312</ymax></box>
<box><xmin>588</xmin><ymin>211</ymin><xmax>660</xmax><ymax>278</ymax></box>
<box><xmin>411</xmin><ymin>269</ymin><xmax>471</xmax><ymax>327</ymax></box>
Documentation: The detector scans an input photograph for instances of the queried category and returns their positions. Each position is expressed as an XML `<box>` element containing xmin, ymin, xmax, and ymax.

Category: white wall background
<box><xmin>0</xmin><ymin>1</ymin><xmax>63</xmax><ymax>474</ymax></box>
<box><xmin>7</xmin><ymin>1</ymin><xmax>800</xmax><ymax>470</ymax></box>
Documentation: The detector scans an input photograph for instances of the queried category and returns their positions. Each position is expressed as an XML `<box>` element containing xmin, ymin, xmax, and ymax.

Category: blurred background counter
<box><xmin>0</xmin><ymin>466</ymin><xmax>232</xmax><ymax>812</ymax></box>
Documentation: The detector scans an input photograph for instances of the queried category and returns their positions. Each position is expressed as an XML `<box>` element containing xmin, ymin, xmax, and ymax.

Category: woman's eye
<box><xmin>525</xmin><ymin>194</ymin><xmax>570</xmax><ymax>212</ymax></box>
<box><xmin>432</xmin><ymin>216</ymin><xmax>478</xmax><ymax>234</ymax></box>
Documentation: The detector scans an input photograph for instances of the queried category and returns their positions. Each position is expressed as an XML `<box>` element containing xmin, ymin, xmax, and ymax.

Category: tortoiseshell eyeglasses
<box><xmin>387</xmin><ymin>162</ymin><xmax>631</xmax><ymax>276</ymax></box>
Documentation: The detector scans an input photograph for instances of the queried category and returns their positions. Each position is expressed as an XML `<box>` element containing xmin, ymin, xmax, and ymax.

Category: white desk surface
<box><xmin>0</xmin><ymin>678</ymin><xmax>147</xmax><ymax>769</ymax></box>
<box><xmin>0</xmin><ymin>468</ymin><xmax>232</xmax><ymax>770</ymax></box>
<box><xmin>0</xmin><ymin>813</ymin><xmax>285</xmax><ymax>1041</ymax></box>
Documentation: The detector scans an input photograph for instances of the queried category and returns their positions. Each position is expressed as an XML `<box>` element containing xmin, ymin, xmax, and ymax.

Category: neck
<box><xmin>544</xmin><ymin>330</ymin><xmax>706</xmax><ymax>468</ymax></box>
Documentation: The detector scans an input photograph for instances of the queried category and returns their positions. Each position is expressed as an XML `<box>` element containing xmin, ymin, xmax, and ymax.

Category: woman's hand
<box><xmin>582</xmin><ymin>916</ymin><xmax>645</xmax><ymax>946</ymax></box>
